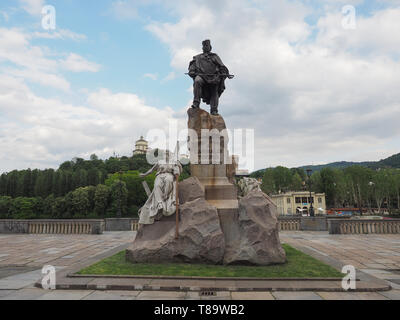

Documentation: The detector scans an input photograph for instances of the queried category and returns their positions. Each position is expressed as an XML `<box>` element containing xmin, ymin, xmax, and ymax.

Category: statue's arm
<box><xmin>139</xmin><ymin>164</ymin><xmax>158</xmax><ymax>178</ymax></box>
<box><xmin>213</xmin><ymin>54</ymin><xmax>229</xmax><ymax>75</ymax></box>
<box><xmin>188</xmin><ymin>56</ymin><xmax>198</xmax><ymax>78</ymax></box>
<box><xmin>173</xmin><ymin>162</ymin><xmax>182</xmax><ymax>177</ymax></box>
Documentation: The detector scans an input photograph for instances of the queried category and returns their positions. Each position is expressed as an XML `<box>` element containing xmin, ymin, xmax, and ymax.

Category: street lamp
<box><xmin>306</xmin><ymin>169</ymin><xmax>315</xmax><ymax>217</ymax></box>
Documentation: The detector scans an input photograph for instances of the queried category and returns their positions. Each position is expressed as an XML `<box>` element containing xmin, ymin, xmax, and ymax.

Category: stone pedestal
<box><xmin>188</xmin><ymin>108</ymin><xmax>238</xmax><ymax>213</ymax></box>
<box><xmin>126</xmin><ymin>108</ymin><xmax>286</xmax><ymax>266</ymax></box>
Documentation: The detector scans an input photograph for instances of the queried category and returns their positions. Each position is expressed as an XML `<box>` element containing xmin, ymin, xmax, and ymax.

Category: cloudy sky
<box><xmin>0</xmin><ymin>0</ymin><xmax>400</xmax><ymax>173</ymax></box>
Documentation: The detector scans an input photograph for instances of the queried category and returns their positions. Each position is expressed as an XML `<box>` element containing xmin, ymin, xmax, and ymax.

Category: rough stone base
<box><xmin>222</xmin><ymin>191</ymin><xmax>286</xmax><ymax>265</ymax></box>
<box><xmin>126</xmin><ymin>177</ymin><xmax>286</xmax><ymax>266</ymax></box>
<box><xmin>126</xmin><ymin>178</ymin><xmax>225</xmax><ymax>264</ymax></box>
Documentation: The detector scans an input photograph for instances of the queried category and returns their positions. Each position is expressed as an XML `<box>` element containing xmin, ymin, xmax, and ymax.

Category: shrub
<box><xmin>8</xmin><ymin>197</ymin><xmax>42</xmax><ymax>219</ymax></box>
<box><xmin>0</xmin><ymin>196</ymin><xmax>12</xmax><ymax>218</ymax></box>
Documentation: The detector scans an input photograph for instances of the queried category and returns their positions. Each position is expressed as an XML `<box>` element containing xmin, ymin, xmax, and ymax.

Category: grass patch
<box><xmin>77</xmin><ymin>244</ymin><xmax>342</xmax><ymax>278</ymax></box>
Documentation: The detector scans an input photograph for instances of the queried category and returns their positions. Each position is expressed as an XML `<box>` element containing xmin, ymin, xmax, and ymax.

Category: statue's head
<box><xmin>202</xmin><ymin>39</ymin><xmax>212</xmax><ymax>53</ymax></box>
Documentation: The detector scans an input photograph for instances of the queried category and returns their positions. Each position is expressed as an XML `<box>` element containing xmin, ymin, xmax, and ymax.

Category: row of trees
<box><xmin>256</xmin><ymin>165</ymin><xmax>400</xmax><ymax>213</ymax></box>
<box><xmin>257</xmin><ymin>166</ymin><xmax>307</xmax><ymax>194</ymax></box>
<box><xmin>0</xmin><ymin>169</ymin><xmax>152</xmax><ymax>219</ymax></box>
<box><xmin>0</xmin><ymin>154</ymin><xmax>153</xmax><ymax>199</ymax></box>
<box><xmin>0</xmin><ymin>181</ymin><xmax>127</xmax><ymax>219</ymax></box>
<box><xmin>311</xmin><ymin>166</ymin><xmax>400</xmax><ymax>212</ymax></box>
<box><xmin>0</xmin><ymin>152</ymin><xmax>191</xmax><ymax>219</ymax></box>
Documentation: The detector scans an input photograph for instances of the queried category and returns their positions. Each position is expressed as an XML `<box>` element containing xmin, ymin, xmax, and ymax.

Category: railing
<box><xmin>29</xmin><ymin>221</ymin><xmax>92</xmax><ymax>234</ymax></box>
<box><xmin>0</xmin><ymin>219</ymin><xmax>104</xmax><ymax>234</ymax></box>
<box><xmin>131</xmin><ymin>219</ymin><xmax>139</xmax><ymax>231</ymax></box>
<box><xmin>329</xmin><ymin>219</ymin><xmax>400</xmax><ymax>234</ymax></box>
<box><xmin>278</xmin><ymin>217</ymin><xmax>301</xmax><ymax>231</ymax></box>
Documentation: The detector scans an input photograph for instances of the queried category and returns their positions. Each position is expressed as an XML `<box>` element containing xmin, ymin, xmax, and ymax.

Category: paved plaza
<box><xmin>0</xmin><ymin>231</ymin><xmax>399</xmax><ymax>300</ymax></box>
<box><xmin>280</xmin><ymin>231</ymin><xmax>400</xmax><ymax>288</ymax></box>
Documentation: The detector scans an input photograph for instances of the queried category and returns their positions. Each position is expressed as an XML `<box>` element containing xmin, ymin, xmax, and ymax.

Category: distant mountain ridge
<box><xmin>299</xmin><ymin>152</ymin><xmax>400</xmax><ymax>171</ymax></box>
<box><xmin>251</xmin><ymin>152</ymin><xmax>400</xmax><ymax>176</ymax></box>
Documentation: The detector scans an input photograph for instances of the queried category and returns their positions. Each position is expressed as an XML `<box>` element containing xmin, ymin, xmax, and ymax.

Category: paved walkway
<box><xmin>280</xmin><ymin>231</ymin><xmax>400</xmax><ymax>289</ymax></box>
<box><xmin>0</xmin><ymin>231</ymin><xmax>399</xmax><ymax>300</ymax></box>
<box><xmin>0</xmin><ymin>232</ymin><xmax>133</xmax><ymax>267</ymax></box>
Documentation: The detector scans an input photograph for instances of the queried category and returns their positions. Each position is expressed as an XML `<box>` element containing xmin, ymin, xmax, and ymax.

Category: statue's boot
<box><xmin>210</xmin><ymin>105</ymin><xmax>219</xmax><ymax>115</ymax></box>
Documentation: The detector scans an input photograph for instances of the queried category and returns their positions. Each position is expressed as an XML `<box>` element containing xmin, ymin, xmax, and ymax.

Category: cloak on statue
<box><xmin>188</xmin><ymin>52</ymin><xmax>230</xmax><ymax>106</ymax></box>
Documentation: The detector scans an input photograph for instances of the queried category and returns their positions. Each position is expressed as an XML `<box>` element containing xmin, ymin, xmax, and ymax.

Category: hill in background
<box><xmin>251</xmin><ymin>152</ymin><xmax>400</xmax><ymax>177</ymax></box>
<box><xmin>299</xmin><ymin>153</ymin><xmax>400</xmax><ymax>172</ymax></box>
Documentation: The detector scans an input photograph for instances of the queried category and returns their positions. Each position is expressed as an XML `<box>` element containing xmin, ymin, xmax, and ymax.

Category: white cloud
<box><xmin>2</xmin><ymin>0</ymin><xmax>400</xmax><ymax>172</ymax></box>
<box><xmin>162</xmin><ymin>71</ymin><xmax>176</xmax><ymax>82</ymax></box>
<box><xmin>111</xmin><ymin>0</ymin><xmax>139</xmax><ymax>20</ymax></box>
<box><xmin>19</xmin><ymin>0</ymin><xmax>44</xmax><ymax>15</ymax></box>
<box><xmin>4</xmin><ymin>67</ymin><xmax>70</xmax><ymax>91</ymax></box>
<box><xmin>32</xmin><ymin>29</ymin><xmax>87</xmax><ymax>41</ymax></box>
<box><xmin>0</xmin><ymin>76</ymin><xmax>177</xmax><ymax>172</ymax></box>
<box><xmin>316</xmin><ymin>8</ymin><xmax>400</xmax><ymax>56</ymax></box>
<box><xmin>143</xmin><ymin>73</ymin><xmax>158</xmax><ymax>80</ymax></box>
<box><xmin>0</xmin><ymin>11</ymin><xmax>9</xmax><ymax>22</ymax></box>
<box><xmin>145</xmin><ymin>0</ymin><xmax>400</xmax><ymax>169</ymax></box>
<box><xmin>0</xmin><ymin>28</ymin><xmax>99</xmax><ymax>91</ymax></box>
<box><xmin>60</xmin><ymin>53</ymin><xmax>101</xmax><ymax>73</ymax></box>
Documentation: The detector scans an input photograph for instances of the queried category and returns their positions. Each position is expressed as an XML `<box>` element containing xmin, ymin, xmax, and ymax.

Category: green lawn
<box><xmin>77</xmin><ymin>244</ymin><xmax>343</xmax><ymax>278</ymax></box>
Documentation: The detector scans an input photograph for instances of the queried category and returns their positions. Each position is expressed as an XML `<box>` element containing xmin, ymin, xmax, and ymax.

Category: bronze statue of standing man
<box><xmin>188</xmin><ymin>40</ymin><xmax>233</xmax><ymax>115</ymax></box>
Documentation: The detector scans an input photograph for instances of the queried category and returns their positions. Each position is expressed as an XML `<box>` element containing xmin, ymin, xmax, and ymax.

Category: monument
<box><xmin>126</xmin><ymin>40</ymin><xmax>286</xmax><ymax>265</ymax></box>
<box><xmin>188</xmin><ymin>39</ymin><xmax>234</xmax><ymax>115</ymax></box>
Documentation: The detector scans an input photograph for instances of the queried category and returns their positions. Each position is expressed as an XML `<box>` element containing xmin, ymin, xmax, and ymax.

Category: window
<box><xmin>318</xmin><ymin>197</ymin><xmax>322</xmax><ymax>203</ymax></box>
<box><xmin>287</xmin><ymin>198</ymin><xmax>291</xmax><ymax>204</ymax></box>
<box><xmin>295</xmin><ymin>197</ymin><xmax>301</xmax><ymax>204</ymax></box>
<box><xmin>308</xmin><ymin>197</ymin><xmax>314</xmax><ymax>203</ymax></box>
<box><xmin>302</xmin><ymin>197</ymin><xmax>308</xmax><ymax>203</ymax></box>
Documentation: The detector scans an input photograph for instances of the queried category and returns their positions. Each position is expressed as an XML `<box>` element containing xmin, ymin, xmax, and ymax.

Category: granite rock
<box><xmin>126</xmin><ymin>179</ymin><xmax>225</xmax><ymax>264</ymax></box>
<box><xmin>178</xmin><ymin>176</ymin><xmax>204</xmax><ymax>205</ymax></box>
<box><xmin>223</xmin><ymin>190</ymin><xmax>286</xmax><ymax>265</ymax></box>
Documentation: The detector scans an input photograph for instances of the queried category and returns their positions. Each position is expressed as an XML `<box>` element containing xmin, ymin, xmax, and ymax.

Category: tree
<box><xmin>52</xmin><ymin>197</ymin><xmax>67</xmax><ymax>218</ymax></box>
<box><xmin>291</xmin><ymin>173</ymin><xmax>303</xmax><ymax>191</ymax></box>
<box><xmin>0</xmin><ymin>174</ymin><xmax>7</xmax><ymax>196</ymax></box>
<box><xmin>344</xmin><ymin>166</ymin><xmax>373</xmax><ymax>213</ymax></box>
<box><xmin>261</xmin><ymin>168</ymin><xmax>275</xmax><ymax>194</ymax></box>
<box><xmin>110</xmin><ymin>180</ymin><xmax>128</xmax><ymax>217</ymax></box>
<box><xmin>0</xmin><ymin>196</ymin><xmax>12</xmax><ymax>218</ymax></box>
<box><xmin>43</xmin><ymin>194</ymin><xmax>55</xmax><ymax>218</ymax></box>
<box><xmin>9</xmin><ymin>197</ymin><xmax>42</xmax><ymax>219</ymax></box>
<box><xmin>319</xmin><ymin>168</ymin><xmax>337</xmax><ymax>206</ymax></box>
<box><xmin>272</xmin><ymin>166</ymin><xmax>292</xmax><ymax>193</ymax></box>
<box><xmin>371</xmin><ymin>169</ymin><xmax>391</xmax><ymax>213</ymax></box>
<box><xmin>94</xmin><ymin>184</ymin><xmax>110</xmax><ymax>217</ymax></box>
<box><xmin>392</xmin><ymin>170</ymin><xmax>400</xmax><ymax>210</ymax></box>
<box><xmin>71</xmin><ymin>187</ymin><xmax>90</xmax><ymax>217</ymax></box>
<box><xmin>87</xmin><ymin>168</ymin><xmax>100</xmax><ymax>186</ymax></box>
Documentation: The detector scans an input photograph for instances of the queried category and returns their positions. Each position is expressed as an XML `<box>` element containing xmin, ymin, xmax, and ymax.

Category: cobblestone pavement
<box><xmin>0</xmin><ymin>232</ymin><xmax>133</xmax><ymax>268</ymax></box>
<box><xmin>0</xmin><ymin>231</ymin><xmax>399</xmax><ymax>300</ymax></box>
<box><xmin>279</xmin><ymin>231</ymin><xmax>400</xmax><ymax>291</ymax></box>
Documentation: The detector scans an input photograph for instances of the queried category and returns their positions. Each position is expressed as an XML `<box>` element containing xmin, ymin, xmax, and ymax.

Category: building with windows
<box><xmin>133</xmin><ymin>136</ymin><xmax>149</xmax><ymax>155</ymax></box>
<box><xmin>270</xmin><ymin>191</ymin><xmax>326</xmax><ymax>216</ymax></box>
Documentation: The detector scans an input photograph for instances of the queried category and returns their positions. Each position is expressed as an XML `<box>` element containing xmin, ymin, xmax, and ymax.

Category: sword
<box><xmin>142</xmin><ymin>181</ymin><xmax>151</xmax><ymax>197</ymax></box>
<box><xmin>185</xmin><ymin>73</ymin><xmax>234</xmax><ymax>79</ymax></box>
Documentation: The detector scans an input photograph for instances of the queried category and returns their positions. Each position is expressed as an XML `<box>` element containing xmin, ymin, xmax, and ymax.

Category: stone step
<box><xmin>207</xmin><ymin>199</ymin><xmax>239</xmax><ymax>210</ymax></box>
<box><xmin>204</xmin><ymin>184</ymin><xmax>237</xmax><ymax>200</ymax></box>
